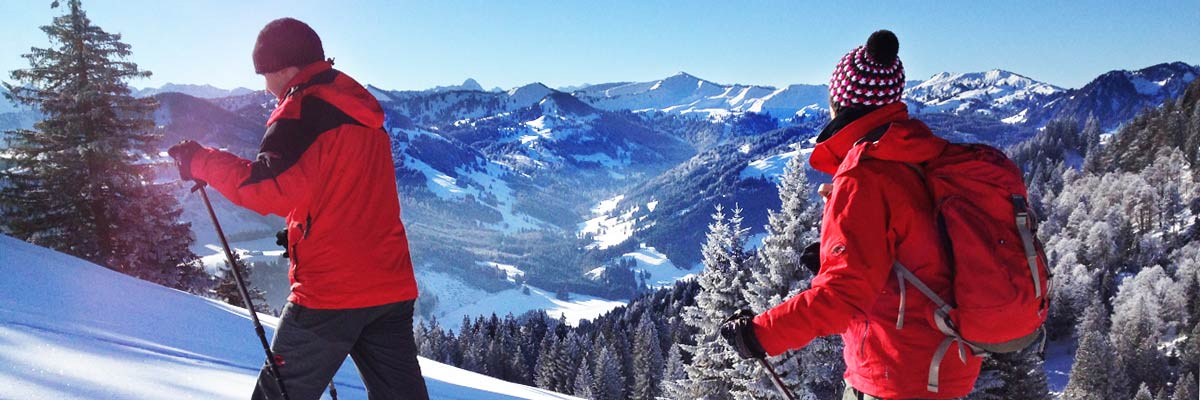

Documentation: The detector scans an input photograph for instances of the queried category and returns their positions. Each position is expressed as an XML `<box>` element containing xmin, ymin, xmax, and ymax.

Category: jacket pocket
<box><xmin>287</xmin><ymin>216</ymin><xmax>310</xmax><ymax>283</ymax></box>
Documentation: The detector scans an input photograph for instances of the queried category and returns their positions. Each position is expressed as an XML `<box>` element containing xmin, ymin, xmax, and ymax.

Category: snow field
<box><xmin>0</xmin><ymin>234</ymin><xmax>578</xmax><ymax>399</ymax></box>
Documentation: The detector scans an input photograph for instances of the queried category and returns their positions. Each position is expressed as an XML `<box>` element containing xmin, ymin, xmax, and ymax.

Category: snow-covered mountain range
<box><xmin>904</xmin><ymin>69</ymin><xmax>1065</xmax><ymax>123</ymax></box>
<box><xmin>6</xmin><ymin>61</ymin><xmax>1196</xmax><ymax>329</ymax></box>
<box><xmin>133</xmin><ymin>83</ymin><xmax>255</xmax><ymax>99</ymax></box>
<box><xmin>0</xmin><ymin>234</ymin><xmax>578</xmax><ymax>399</ymax></box>
<box><xmin>573</xmin><ymin>72</ymin><xmax>830</xmax><ymax>121</ymax></box>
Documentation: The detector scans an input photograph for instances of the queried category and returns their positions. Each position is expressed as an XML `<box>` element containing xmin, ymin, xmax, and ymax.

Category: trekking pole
<box><xmin>757</xmin><ymin>358</ymin><xmax>797</xmax><ymax>400</ymax></box>
<box><xmin>191</xmin><ymin>181</ymin><xmax>291</xmax><ymax>400</ymax></box>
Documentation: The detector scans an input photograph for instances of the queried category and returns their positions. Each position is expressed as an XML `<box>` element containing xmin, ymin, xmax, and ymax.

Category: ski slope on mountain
<box><xmin>0</xmin><ymin>235</ymin><xmax>577</xmax><ymax>400</ymax></box>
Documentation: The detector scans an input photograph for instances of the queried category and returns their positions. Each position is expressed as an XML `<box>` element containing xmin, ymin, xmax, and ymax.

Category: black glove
<box><xmin>167</xmin><ymin>140</ymin><xmax>203</xmax><ymax>181</ymax></box>
<box><xmin>275</xmin><ymin>229</ymin><xmax>289</xmax><ymax>259</ymax></box>
<box><xmin>800</xmin><ymin>242</ymin><xmax>821</xmax><ymax>275</ymax></box>
<box><xmin>720</xmin><ymin>309</ymin><xmax>767</xmax><ymax>359</ymax></box>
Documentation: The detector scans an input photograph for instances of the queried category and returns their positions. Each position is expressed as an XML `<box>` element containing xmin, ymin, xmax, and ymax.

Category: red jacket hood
<box><xmin>268</xmin><ymin>61</ymin><xmax>385</xmax><ymax>129</ymax></box>
<box><xmin>809</xmin><ymin>102</ymin><xmax>948</xmax><ymax>176</ymax></box>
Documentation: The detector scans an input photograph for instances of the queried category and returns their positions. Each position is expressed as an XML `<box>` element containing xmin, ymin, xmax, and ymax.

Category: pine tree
<box><xmin>966</xmin><ymin>347</ymin><xmax>1050</xmax><ymax>400</ymax></box>
<box><xmin>660</xmin><ymin>343</ymin><xmax>688</xmax><ymax>399</ymax></box>
<box><xmin>1172</xmin><ymin>372</ymin><xmax>1197</xmax><ymax>400</ymax></box>
<box><xmin>1111</xmin><ymin>266</ymin><xmax>1170</xmax><ymax>396</ymax></box>
<box><xmin>1134</xmin><ymin>383</ymin><xmax>1154</xmax><ymax>400</ymax></box>
<box><xmin>1063</xmin><ymin>298</ymin><xmax>1124</xmax><ymax>400</ymax></box>
<box><xmin>632</xmin><ymin>314</ymin><xmax>665</xmax><ymax>400</ymax></box>
<box><xmin>538</xmin><ymin>329</ymin><xmax>578</xmax><ymax>394</ymax></box>
<box><xmin>1081</xmin><ymin>115</ymin><xmax>1106</xmax><ymax>174</ymax></box>
<box><xmin>1156</xmin><ymin>387</ymin><xmax>1169</xmax><ymax>400</ymax></box>
<box><xmin>0</xmin><ymin>0</ymin><xmax>205</xmax><ymax>291</ymax></box>
<box><xmin>678</xmin><ymin>204</ymin><xmax>751</xmax><ymax>399</ymax></box>
<box><xmin>212</xmin><ymin>255</ymin><xmax>269</xmax><ymax>313</ymax></box>
<box><xmin>744</xmin><ymin>153</ymin><xmax>820</xmax><ymax>313</ymax></box>
<box><xmin>573</xmin><ymin>356</ymin><xmax>594</xmax><ymax>399</ymax></box>
<box><xmin>593</xmin><ymin>344</ymin><xmax>626</xmax><ymax>400</ymax></box>
<box><xmin>739</xmin><ymin>153</ymin><xmax>842</xmax><ymax>399</ymax></box>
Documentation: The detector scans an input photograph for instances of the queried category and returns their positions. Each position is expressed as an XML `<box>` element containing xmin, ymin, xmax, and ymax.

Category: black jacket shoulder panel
<box><xmin>240</xmin><ymin>94</ymin><xmax>363</xmax><ymax>187</ymax></box>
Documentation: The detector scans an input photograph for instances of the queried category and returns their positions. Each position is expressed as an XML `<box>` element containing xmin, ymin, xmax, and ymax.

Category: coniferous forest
<box><xmin>414</xmin><ymin>80</ymin><xmax>1200</xmax><ymax>399</ymax></box>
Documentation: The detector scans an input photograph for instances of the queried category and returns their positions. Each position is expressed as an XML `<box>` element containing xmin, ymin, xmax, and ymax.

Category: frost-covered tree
<box><xmin>678</xmin><ymin>205</ymin><xmax>752</xmax><ymax>399</ymax></box>
<box><xmin>1111</xmin><ymin>266</ymin><xmax>1171</xmax><ymax>395</ymax></box>
<box><xmin>660</xmin><ymin>343</ymin><xmax>688</xmax><ymax>398</ymax></box>
<box><xmin>0</xmin><ymin>0</ymin><xmax>205</xmax><ymax>290</ymax></box>
<box><xmin>631</xmin><ymin>314</ymin><xmax>664</xmax><ymax>400</ymax></box>
<box><xmin>1064</xmin><ymin>298</ymin><xmax>1124</xmax><ymax>400</ymax></box>
<box><xmin>744</xmin><ymin>154</ymin><xmax>820</xmax><ymax>313</ymax></box>
<box><xmin>534</xmin><ymin>333</ymin><xmax>569</xmax><ymax>392</ymax></box>
<box><xmin>573</xmin><ymin>357</ymin><xmax>593</xmax><ymax>399</ymax></box>
<box><xmin>593</xmin><ymin>345</ymin><xmax>626</xmax><ymax>400</ymax></box>
<box><xmin>1172</xmin><ymin>372</ymin><xmax>1197</xmax><ymax>400</ymax></box>
<box><xmin>966</xmin><ymin>347</ymin><xmax>1050</xmax><ymax>400</ymax></box>
<box><xmin>1134</xmin><ymin>383</ymin><xmax>1154</xmax><ymax>400</ymax></box>
<box><xmin>739</xmin><ymin>154</ymin><xmax>841</xmax><ymax>399</ymax></box>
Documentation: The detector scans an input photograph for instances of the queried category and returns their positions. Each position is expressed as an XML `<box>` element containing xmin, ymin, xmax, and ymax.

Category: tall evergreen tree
<box><xmin>678</xmin><ymin>205</ymin><xmax>751</xmax><ymax>399</ymax></box>
<box><xmin>593</xmin><ymin>344</ymin><xmax>626</xmax><ymax>400</ymax></box>
<box><xmin>1172</xmin><ymin>372</ymin><xmax>1197</xmax><ymax>400</ymax></box>
<box><xmin>1134</xmin><ymin>383</ymin><xmax>1154</xmax><ymax>400</ymax></box>
<box><xmin>212</xmin><ymin>256</ymin><xmax>269</xmax><ymax>313</ymax></box>
<box><xmin>744</xmin><ymin>154</ymin><xmax>820</xmax><ymax>314</ymax></box>
<box><xmin>534</xmin><ymin>332</ymin><xmax>567</xmax><ymax>391</ymax></box>
<box><xmin>1111</xmin><ymin>266</ymin><xmax>1170</xmax><ymax>396</ymax></box>
<box><xmin>660</xmin><ymin>343</ymin><xmax>688</xmax><ymax>399</ymax></box>
<box><xmin>631</xmin><ymin>314</ymin><xmax>665</xmax><ymax>400</ymax></box>
<box><xmin>966</xmin><ymin>347</ymin><xmax>1050</xmax><ymax>400</ymax></box>
<box><xmin>1</xmin><ymin>0</ymin><xmax>204</xmax><ymax>290</ymax></box>
<box><xmin>1063</xmin><ymin>298</ymin><xmax>1124</xmax><ymax>400</ymax></box>
<box><xmin>739</xmin><ymin>153</ymin><xmax>842</xmax><ymax>399</ymax></box>
<box><xmin>573</xmin><ymin>356</ymin><xmax>594</xmax><ymax>399</ymax></box>
<box><xmin>1081</xmin><ymin>115</ymin><xmax>1106</xmax><ymax>174</ymax></box>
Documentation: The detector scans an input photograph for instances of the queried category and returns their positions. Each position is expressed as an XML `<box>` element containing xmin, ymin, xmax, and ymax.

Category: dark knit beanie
<box><xmin>252</xmin><ymin>18</ymin><xmax>324</xmax><ymax>74</ymax></box>
<box><xmin>829</xmin><ymin>30</ymin><xmax>905</xmax><ymax>109</ymax></box>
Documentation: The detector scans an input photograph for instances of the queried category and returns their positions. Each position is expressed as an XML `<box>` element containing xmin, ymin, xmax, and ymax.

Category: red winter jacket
<box><xmin>752</xmin><ymin>103</ymin><xmax>983</xmax><ymax>399</ymax></box>
<box><xmin>189</xmin><ymin>61</ymin><xmax>418</xmax><ymax>310</ymax></box>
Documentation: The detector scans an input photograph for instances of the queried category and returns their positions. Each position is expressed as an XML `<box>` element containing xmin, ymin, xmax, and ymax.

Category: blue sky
<box><xmin>1</xmin><ymin>1</ymin><xmax>1197</xmax><ymax>92</ymax></box>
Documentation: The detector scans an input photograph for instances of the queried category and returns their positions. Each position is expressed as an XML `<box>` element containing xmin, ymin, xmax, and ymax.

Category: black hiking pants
<box><xmin>251</xmin><ymin>300</ymin><xmax>429</xmax><ymax>400</ymax></box>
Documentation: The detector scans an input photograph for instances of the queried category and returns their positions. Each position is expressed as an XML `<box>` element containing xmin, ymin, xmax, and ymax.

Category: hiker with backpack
<box><xmin>721</xmin><ymin>30</ymin><xmax>1049</xmax><ymax>399</ymax></box>
<box><xmin>168</xmin><ymin>18</ymin><xmax>429</xmax><ymax>400</ymax></box>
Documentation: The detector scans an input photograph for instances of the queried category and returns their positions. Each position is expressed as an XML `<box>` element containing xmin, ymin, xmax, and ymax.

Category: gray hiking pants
<box><xmin>251</xmin><ymin>300</ymin><xmax>429</xmax><ymax>400</ymax></box>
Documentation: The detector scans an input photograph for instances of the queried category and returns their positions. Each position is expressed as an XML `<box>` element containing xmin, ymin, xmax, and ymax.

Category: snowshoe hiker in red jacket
<box><xmin>169</xmin><ymin>18</ymin><xmax>429</xmax><ymax>400</ymax></box>
<box><xmin>721</xmin><ymin>30</ymin><xmax>984</xmax><ymax>399</ymax></box>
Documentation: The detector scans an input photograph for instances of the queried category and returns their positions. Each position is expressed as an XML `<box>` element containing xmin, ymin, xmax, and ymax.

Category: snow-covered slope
<box><xmin>0</xmin><ymin>234</ymin><xmax>577</xmax><ymax>399</ymax></box>
<box><xmin>1029</xmin><ymin>62</ymin><xmax>1200</xmax><ymax>130</ymax></box>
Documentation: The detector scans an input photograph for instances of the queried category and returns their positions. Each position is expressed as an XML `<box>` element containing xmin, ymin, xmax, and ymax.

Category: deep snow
<box><xmin>0</xmin><ymin>234</ymin><xmax>578</xmax><ymax>399</ymax></box>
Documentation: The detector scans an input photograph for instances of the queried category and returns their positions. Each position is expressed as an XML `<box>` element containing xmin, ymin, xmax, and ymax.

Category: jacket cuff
<box><xmin>753</xmin><ymin>312</ymin><xmax>805</xmax><ymax>357</ymax></box>
<box><xmin>187</xmin><ymin>146</ymin><xmax>221</xmax><ymax>182</ymax></box>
